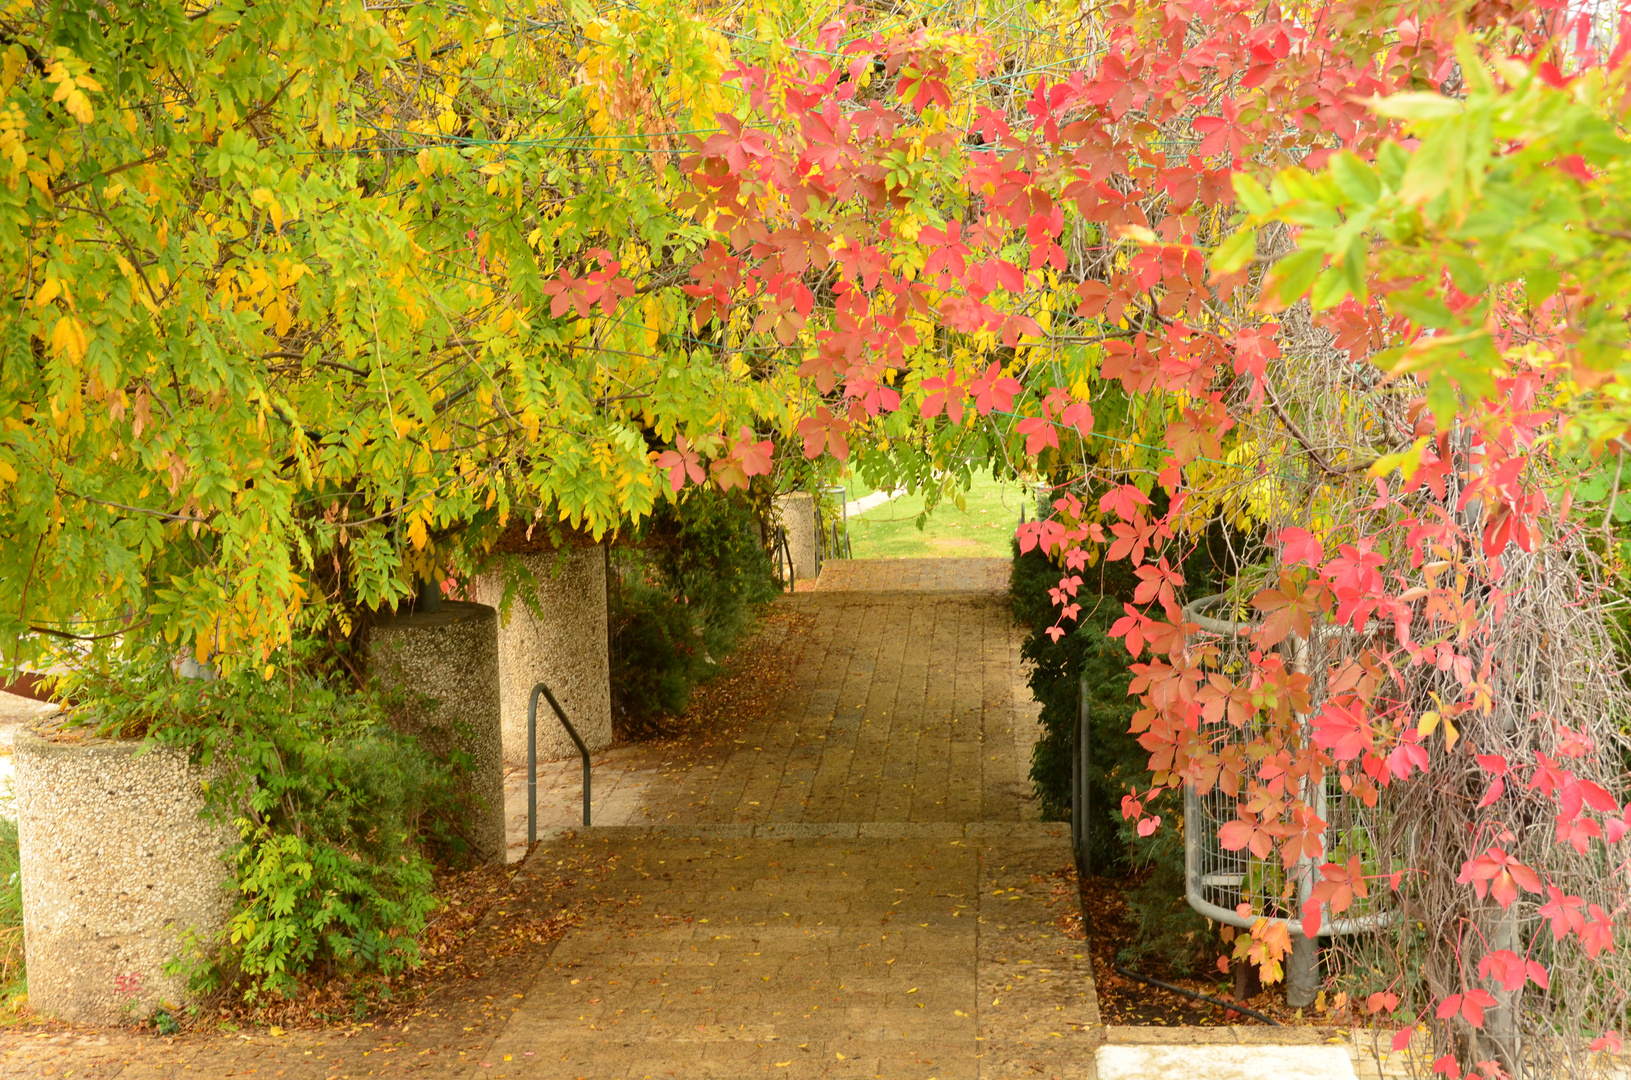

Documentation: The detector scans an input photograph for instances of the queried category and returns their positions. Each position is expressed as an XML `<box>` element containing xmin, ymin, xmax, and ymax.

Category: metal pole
<box><xmin>778</xmin><ymin>526</ymin><xmax>794</xmax><ymax>591</ymax></box>
<box><xmin>1286</xmin><ymin>934</ymin><xmax>1319</xmax><ymax>1008</ymax></box>
<box><xmin>1072</xmin><ymin>685</ymin><xmax>1083</xmax><ymax>877</ymax></box>
<box><xmin>1073</xmin><ymin>673</ymin><xmax>1091</xmax><ymax>878</ymax></box>
<box><xmin>1081</xmin><ymin>673</ymin><xmax>1091</xmax><ymax>878</ymax></box>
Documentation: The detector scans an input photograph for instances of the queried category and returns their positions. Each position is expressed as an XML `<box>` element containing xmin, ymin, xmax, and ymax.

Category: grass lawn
<box><xmin>843</xmin><ymin>472</ymin><xmax>1033</xmax><ymax>559</ymax></box>
<box><xmin>839</xmin><ymin>474</ymin><xmax>881</xmax><ymax>502</ymax></box>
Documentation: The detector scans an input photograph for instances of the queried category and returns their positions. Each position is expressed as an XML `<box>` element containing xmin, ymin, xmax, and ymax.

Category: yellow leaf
<box><xmin>34</xmin><ymin>277</ymin><xmax>59</xmax><ymax>307</ymax></box>
<box><xmin>49</xmin><ymin>315</ymin><xmax>86</xmax><ymax>361</ymax></box>
<box><xmin>1442</xmin><ymin>713</ymin><xmax>1459</xmax><ymax>753</ymax></box>
<box><xmin>0</xmin><ymin>47</ymin><xmax>26</xmax><ymax>94</ymax></box>
<box><xmin>1368</xmin><ymin>435</ymin><xmax>1430</xmax><ymax>480</ymax></box>
<box><xmin>251</xmin><ymin>188</ymin><xmax>285</xmax><ymax>231</ymax></box>
<box><xmin>1417</xmin><ymin>711</ymin><xmax>1440</xmax><ymax>737</ymax></box>
<box><xmin>407</xmin><ymin>514</ymin><xmax>429</xmax><ymax>550</ymax></box>
<box><xmin>642</xmin><ymin>294</ymin><xmax>663</xmax><ymax>351</ymax></box>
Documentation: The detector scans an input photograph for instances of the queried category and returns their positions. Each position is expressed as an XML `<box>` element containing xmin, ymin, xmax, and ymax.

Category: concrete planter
<box><xmin>13</xmin><ymin>733</ymin><xmax>234</xmax><ymax>1024</ymax></box>
<box><xmin>472</xmin><ymin>546</ymin><xmax>612</xmax><ymax>765</ymax></box>
<box><xmin>367</xmin><ymin>601</ymin><xmax>505</xmax><ymax>863</ymax></box>
<box><xmin>774</xmin><ymin>491</ymin><xmax>818</xmax><ymax>584</ymax></box>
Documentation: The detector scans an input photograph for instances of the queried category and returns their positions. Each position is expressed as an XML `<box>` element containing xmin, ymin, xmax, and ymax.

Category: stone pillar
<box><xmin>471</xmin><ymin>546</ymin><xmax>612</xmax><ymax>764</ymax></box>
<box><xmin>14</xmin><ymin>734</ymin><xmax>234</xmax><ymax>1024</ymax></box>
<box><xmin>774</xmin><ymin>491</ymin><xmax>818</xmax><ymax>584</ymax></box>
<box><xmin>367</xmin><ymin>601</ymin><xmax>505</xmax><ymax>863</ymax></box>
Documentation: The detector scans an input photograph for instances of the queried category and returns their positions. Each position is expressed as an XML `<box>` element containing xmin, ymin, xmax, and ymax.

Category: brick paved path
<box><xmin>468</xmin><ymin>558</ymin><xmax>1098</xmax><ymax>1078</ymax></box>
<box><xmin>488</xmin><ymin>823</ymin><xmax>1093</xmax><ymax>1078</ymax></box>
<box><xmin>504</xmin><ymin>558</ymin><xmax>1038</xmax><ymax>843</ymax></box>
<box><xmin>0</xmin><ymin>558</ymin><xmax>1101</xmax><ymax>1080</ymax></box>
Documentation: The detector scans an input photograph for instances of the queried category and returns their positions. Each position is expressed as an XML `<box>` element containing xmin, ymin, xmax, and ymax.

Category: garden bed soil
<box><xmin>211</xmin><ymin>840</ymin><xmax>615</xmax><ymax>1034</ymax></box>
<box><xmin>1079</xmin><ymin>868</ymin><xmax>1340</xmax><ymax>1028</ymax></box>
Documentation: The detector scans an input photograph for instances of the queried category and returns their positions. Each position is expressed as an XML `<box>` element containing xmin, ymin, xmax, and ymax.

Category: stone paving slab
<box><xmin>505</xmin><ymin>584</ymin><xmax>1041</xmax><ymax>858</ymax></box>
<box><xmin>1096</xmin><ymin>1043</ymin><xmax>1358</xmax><ymax>1080</ymax></box>
<box><xmin>809</xmin><ymin>557</ymin><xmax>1010</xmax><ymax>593</ymax></box>
<box><xmin>553</xmin><ymin>822</ymin><xmax>1069</xmax><ymax>843</ymax></box>
<box><xmin>480</xmin><ymin>826</ymin><xmax>1096</xmax><ymax>1080</ymax></box>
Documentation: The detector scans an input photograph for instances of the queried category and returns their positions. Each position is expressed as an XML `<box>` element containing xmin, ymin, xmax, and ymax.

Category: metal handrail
<box><xmin>775</xmin><ymin>524</ymin><xmax>795</xmax><ymax>591</ymax></box>
<box><xmin>528</xmin><ymin>681</ymin><xmax>590</xmax><ymax>843</ymax></box>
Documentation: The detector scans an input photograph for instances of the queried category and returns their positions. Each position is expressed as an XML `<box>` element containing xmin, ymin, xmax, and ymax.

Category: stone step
<box><xmin>1098</xmin><ymin>1043</ymin><xmax>1359</xmax><ymax>1080</ymax></box>
<box><xmin>537</xmin><ymin>820</ymin><xmax>1071</xmax><ymax>842</ymax></box>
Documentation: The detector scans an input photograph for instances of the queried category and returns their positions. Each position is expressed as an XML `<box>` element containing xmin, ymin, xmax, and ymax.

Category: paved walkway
<box><xmin>493</xmin><ymin>822</ymin><xmax>1092</xmax><ymax>1078</ymax></box>
<box><xmin>843</xmin><ymin>489</ymin><xmax>904</xmax><ymax>517</ymax></box>
<box><xmin>475</xmin><ymin>558</ymin><xmax>1096</xmax><ymax>1078</ymax></box>
<box><xmin>503</xmin><ymin>557</ymin><xmax>1034</xmax><ymax>846</ymax></box>
<box><xmin>0</xmin><ymin>558</ymin><xmax>1104</xmax><ymax>1080</ymax></box>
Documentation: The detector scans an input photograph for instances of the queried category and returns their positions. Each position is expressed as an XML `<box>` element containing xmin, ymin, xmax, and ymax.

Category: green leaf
<box><xmin>1232</xmin><ymin>173</ymin><xmax>1274</xmax><ymax>215</ymax></box>
<box><xmin>1339</xmin><ymin>231</ymin><xmax>1369</xmax><ymax>302</ymax></box>
<box><xmin>1310</xmin><ymin>267</ymin><xmax>1352</xmax><ymax>311</ymax></box>
<box><xmin>1212</xmin><ymin>228</ymin><xmax>1258</xmax><ymax>273</ymax></box>
<box><xmin>1424</xmin><ymin>376</ymin><xmax>1462</xmax><ymax>432</ymax></box>
<box><xmin>1329</xmin><ymin>152</ymin><xmax>1382</xmax><ymax>205</ymax></box>
<box><xmin>1442</xmin><ymin>252</ymin><xmax>1486</xmax><ymax>295</ymax></box>
<box><xmin>1525</xmin><ymin>266</ymin><xmax>1560</xmax><ymax>304</ymax></box>
<box><xmin>1387</xmin><ymin>288</ymin><xmax>1457</xmax><ymax>330</ymax></box>
<box><xmin>1369</xmin><ymin>92</ymin><xmax>1464</xmax><ymax>121</ymax></box>
<box><xmin>1268</xmin><ymin>249</ymin><xmax>1325</xmax><ymax>307</ymax></box>
<box><xmin>1376</xmin><ymin>141</ymin><xmax>1410</xmax><ymax>188</ymax></box>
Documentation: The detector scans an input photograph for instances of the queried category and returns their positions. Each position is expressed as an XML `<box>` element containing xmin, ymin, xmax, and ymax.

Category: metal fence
<box><xmin>1179</xmin><ymin>594</ymin><xmax>1394</xmax><ymax>1006</ymax></box>
<box><xmin>815</xmin><ymin>485</ymin><xmax>852</xmax><ymax>564</ymax></box>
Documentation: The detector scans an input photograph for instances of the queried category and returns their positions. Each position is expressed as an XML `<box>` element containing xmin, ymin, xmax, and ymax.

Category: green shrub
<box><xmin>611</xmin><ymin>572</ymin><xmax>707</xmax><ymax>722</ymax></box>
<box><xmin>610</xmin><ymin>489</ymin><xmax>776</xmax><ymax>732</ymax></box>
<box><xmin>652</xmin><ymin>487</ymin><xmax>778</xmax><ymax>659</ymax></box>
<box><xmin>1012</xmin><ymin>541</ymin><xmax>1212</xmax><ymax>974</ymax></box>
<box><xmin>67</xmin><ymin>656</ymin><xmax>455</xmax><ymax>1001</ymax></box>
<box><xmin>0</xmin><ymin>817</ymin><xmax>21</xmax><ymax>998</ymax></box>
<box><xmin>1113</xmin><ymin>816</ymin><xmax>1213</xmax><ymax>976</ymax></box>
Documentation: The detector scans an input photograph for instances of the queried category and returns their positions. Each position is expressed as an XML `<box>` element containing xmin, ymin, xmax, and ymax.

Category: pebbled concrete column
<box><xmin>367</xmin><ymin>601</ymin><xmax>505</xmax><ymax>863</ymax></box>
<box><xmin>774</xmin><ymin>491</ymin><xmax>818</xmax><ymax>584</ymax></box>
<box><xmin>14</xmin><ymin>733</ymin><xmax>234</xmax><ymax>1023</ymax></box>
<box><xmin>472</xmin><ymin>545</ymin><xmax>612</xmax><ymax>764</ymax></box>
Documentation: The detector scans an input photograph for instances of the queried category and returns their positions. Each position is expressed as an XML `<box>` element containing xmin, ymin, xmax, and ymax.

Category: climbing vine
<box><xmin>6</xmin><ymin>0</ymin><xmax>1631</xmax><ymax>1068</ymax></box>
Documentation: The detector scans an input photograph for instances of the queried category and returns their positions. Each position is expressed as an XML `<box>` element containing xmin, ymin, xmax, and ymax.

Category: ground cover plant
<box><xmin>0</xmin><ymin>819</ymin><xmax>21</xmax><ymax>1004</ymax></box>
<box><xmin>1</xmin><ymin>0</ymin><xmax>1630</xmax><ymax>1068</ymax></box>
<box><xmin>62</xmin><ymin>652</ymin><xmax>463</xmax><ymax>1006</ymax></box>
